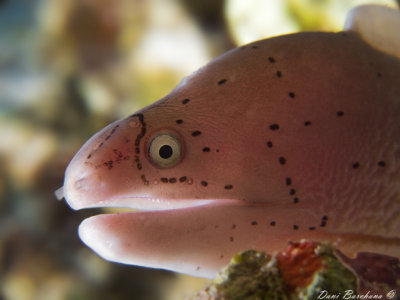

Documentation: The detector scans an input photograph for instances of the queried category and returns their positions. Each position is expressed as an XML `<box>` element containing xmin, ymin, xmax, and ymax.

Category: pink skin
<box><xmin>63</xmin><ymin>32</ymin><xmax>400</xmax><ymax>278</ymax></box>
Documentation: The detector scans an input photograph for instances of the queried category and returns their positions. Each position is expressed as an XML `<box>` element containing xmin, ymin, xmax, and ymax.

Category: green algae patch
<box><xmin>196</xmin><ymin>250</ymin><xmax>289</xmax><ymax>300</ymax></box>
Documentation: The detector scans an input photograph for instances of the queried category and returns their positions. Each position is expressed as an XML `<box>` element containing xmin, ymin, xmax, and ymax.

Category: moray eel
<box><xmin>59</xmin><ymin>5</ymin><xmax>400</xmax><ymax>278</ymax></box>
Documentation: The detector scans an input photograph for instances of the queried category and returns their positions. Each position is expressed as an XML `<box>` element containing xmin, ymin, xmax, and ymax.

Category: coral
<box><xmin>192</xmin><ymin>240</ymin><xmax>400</xmax><ymax>300</ymax></box>
<box><xmin>194</xmin><ymin>250</ymin><xmax>289</xmax><ymax>300</ymax></box>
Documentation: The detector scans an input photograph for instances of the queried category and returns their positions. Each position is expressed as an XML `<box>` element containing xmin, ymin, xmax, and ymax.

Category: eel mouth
<box><xmin>75</xmin><ymin>196</ymin><xmax>228</xmax><ymax>212</ymax></box>
<box><xmin>56</xmin><ymin>186</ymin><xmax>242</xmax><ymax>212</ymax></box>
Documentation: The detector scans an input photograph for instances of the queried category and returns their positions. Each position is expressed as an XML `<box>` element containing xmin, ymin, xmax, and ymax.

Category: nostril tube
<box><xmin>54</xmin><ymin>187</ymin><xmax>64</xmax><ymax>200</ymax></box>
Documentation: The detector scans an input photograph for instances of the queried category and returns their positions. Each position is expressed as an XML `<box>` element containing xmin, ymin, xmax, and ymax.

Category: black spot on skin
<box><xmin>203</xmin><ymin>147</ymin><xmax>210</xmax><ymax>152</ymax></box>
<box><xmin>192</xmin><ymin>131</ymin><xmax>202</xmax><ymax>137</ymax></box>
<box><xmin>161</xmin><ymin>177</ymin><xmax>168</xmax><ymax>183</ymax></box>
<box><xmin>182</xmin><ymin>98</ymin><xmax>190</xmax><ymax>104</ymax></box>
<box><xmin>293</xmin><ymin>225</ymin><xmax>299</xmax><ymax>230</ymax></box>
<box><xmin>289</xmin><ymin>189</ymin><xmax>296</xmax><ymax>195</ymax></box>
<box><xmin>113</xmin><ymin>149</ymin><xmax>123</xmax><ymax>158</ymax></box>
<box><xmin>104</xmin><ymin>161</ymin><xmax>113</xmax><ymax>170</ymax></box>
<box><xmin>216</xmin><ymin>149</ymin><xmax>220</xmax><ymax>153</ymax></box>
<box><xmin>304</xmin><ymin>121</ymin><xmax>312</xmax><ymax>126</ymax></box>
<box><xmin>322</xmin><ymin>216</ymin><xmax>328</xmax><ymax>221</ymax></box>
<box><xmin>270</xmin><ymin>221</ymin><xmax>276</xmax><ymax>226</ymax></box>
<box><xmin>218</xmin><ymin>79</ymin><xmax>227</xmax><ymax>85</ymax></box>
<box><xmin>352</xmin><ymin>162</ymin><xmax>360</xmax><ymax>169</ymax></box>
<box><xmin>337</xmin><ymin>111</ymin><xmax>344</xmax><ymax>117</ymax></box>
<box><xmin>267</xmin><ymin>141</ymin><xmax>273</xmax><ymax>148</ymax></box>
<box><xmin>111</xmin><ymin>125</ymin><xmax>119</xmax><ymax>134</ymax></box>
<box><xmin>288</xmin><ymin>92</ymin><xmax>295</xmax><ymax>98</ymax></box>
<box><xmin>268</xmin><ymin>57</ymin><xmax>275</xmax><ymax>63</ymax></box>
<box><xmin>269</xmin><ymin>124</ymin><xmax>279</xmax><ymax>130</ymax></box>
<box><xmin>220</xmin><ymin>255</ymin><xmax>224</xmax><ymax>259</ymax></box>
<box><xmin>141</xmin><ymin>174</ymin><xmax>149</xmax><ymax>185</ymax></box>
<box><xmin>279</xmin><ymin>157</ymin><xmax>286</xmax><ymax>165</ymax></box>
<box><xmin>98</xmin><ymin>125</ymin><xmax>120</xmax><ymax>146</ymax></box>
<box><xmin>176</xmin><ymin>119</ymin><xmax>183</xmax><ymax>124</ymax></box>
<box><xmin>179</xmin><ymin>176</ymin><xmax>187</xmax><ymax>182</ymax></box>
<box><xmin>251</xmin><ymin>45</ymin><xmax>258</xmax><ymax>49</ymax></box>
<box><xmin>293</xmin><ymin>198</ymin><xmax>299</xmax><ymax>204</ymax></box>
<box><xmin>133</xmin><ymin>113</ymin><xmax>146</xmax><ymax>148</ymax></box>
<box><xmin>201</xmin><ymin>181</ymin><xmax>208</xmax><ymax>187</ymax></box>
<box><xmin>232</xmin><ymin>224</ymin><xmax>236</xmax><ymax>229</ymax></box>
<box><xmin>114</xmin><ymin>150</ymin><xmax>122</xmax><ymax>159</ymax></box>
<box><xmin>224</xmin><ymin>185</ymin><xmax>233</xmax><ymax>190</ymax></box>
<box><xmin>251</xmin><ymin>221</ymin><xmax>258</xmax><ymax>226</ymax></box>
<box><xmin>276</xmin><ymin>71</ymin><xmax>282</xmax><ymax>78</ymax></box>
<box><xmin>132</xmin><ymin>114</ymin><xmax>147</xmax><ymax>178</ymax></box>
<box><xmin>309</xmin><ymin>226</ymin><xmax>316</xmax><ymax>231</ymax></box>
<box><xmin>169</xmin><ymin>178</ymin><xmax>177</xmax><ymax>183</ymax></box>
<box><xmin>87</xmin><ymin>154</ymin><xmax>92</xmax><ymax>159</ymax></box>
<box><xmin>285</xmin><ymin>178</ymin><xmax>292</xmax><ymax>186</ymax></box>
<box><xmin>230</xmin><ymin>236</ymin><xmax>234</xmax><ymax>242</ymax></box>
<box><xmin>377</xmin><ymin>72</ymin><xmax>382</xmax><ymax>78</ymax></box>
<box><xmin>378</xmin><ymin>161</ymin><xmax>386</xmax><ymax>167</ymax></box>
<box><xmin>320</xmin><ymin>221</ymin><xmax>327</xmax><ymax>227</ymax></box>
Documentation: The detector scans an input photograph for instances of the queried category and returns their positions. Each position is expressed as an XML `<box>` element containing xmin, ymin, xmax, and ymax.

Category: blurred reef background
<box><xmin>0</xmin><ymin>0</ymin><xmax>397</xmax><ymax>299</ymax></box>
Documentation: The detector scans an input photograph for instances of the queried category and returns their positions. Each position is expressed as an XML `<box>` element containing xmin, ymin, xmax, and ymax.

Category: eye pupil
<box><xmin>159</xmin><ymin>145</ymin><xmax>173</xmax><ymax>159</ymax></box>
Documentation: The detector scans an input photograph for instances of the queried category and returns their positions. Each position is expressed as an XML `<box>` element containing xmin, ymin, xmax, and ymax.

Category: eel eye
<box><xmin>148</xmin><ymin>132</ymin><xmax>182</xmax><ymax>168</ymax></box>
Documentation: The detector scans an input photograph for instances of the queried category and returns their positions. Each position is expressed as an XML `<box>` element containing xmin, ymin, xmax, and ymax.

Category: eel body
<box><xmin>60</xmin><ymin>6</ymin><xmax>400</xmax><ymax>278</ymax></box>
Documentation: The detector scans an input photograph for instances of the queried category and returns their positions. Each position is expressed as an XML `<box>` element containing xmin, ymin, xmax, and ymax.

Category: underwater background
<box><xmin>0</xmin><ymin>0</ymin><xmax>397</xmax><ymax>299</ymax></box>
